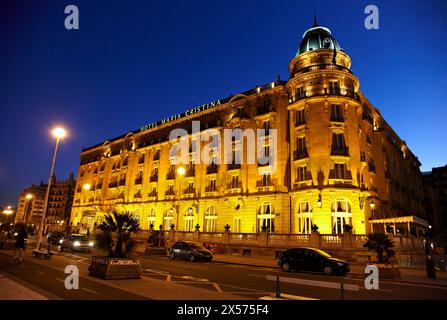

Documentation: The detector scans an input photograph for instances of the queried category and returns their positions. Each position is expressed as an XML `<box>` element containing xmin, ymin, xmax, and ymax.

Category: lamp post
<box><xmin>176</xmin><ymin>166</ymin><xmax>185</xmax><ymax>229</ymax></box>
<box><xmin>36</xmin><ymin>127</ymin><xmax>66</xmax><ymax>251</ymax></box>
<box><xmin>23</xmin><ymin>194</ymin><xmax>33</xmax><ymax>224</ymax></box>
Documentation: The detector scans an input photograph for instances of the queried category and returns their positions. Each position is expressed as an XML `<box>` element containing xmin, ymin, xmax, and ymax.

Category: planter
<box><xmin>89</xmin><ymin>256</ymin><xmax>141</xmax><ymax>280</ymax></box>
<box><xmin>367</xmin><ymin>263</ymin><xmax>401</xmax><ymax>279</ymax></box>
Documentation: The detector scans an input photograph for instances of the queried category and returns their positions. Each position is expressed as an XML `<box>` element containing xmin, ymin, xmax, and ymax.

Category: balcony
<box><xmin>330</xmin><ymin>116</ymin><xmax>344</xmax><ymax>123</ymax></box>
<box><xmin>134</xmin><ymin>177</ymin><xmax>143</xmax><ymax>185</ymax></box>
<box><xmin>153</xmin><ymin>151</ymin><xmax>160</xmax><ymax>161</ymax></box>
<box><xmin>149</xmin><ymin>174</ymin><xmax>158</xmax><ymax>182</ymax></box>
<box><xmin>256</xmin><ymin>105</ymin><xmax>275</xmax><ymax>116</ymax></box>
<box><xmin>134</xmin><ymin>191</ymin><xmax>142</xmax><ymax>199</ymax></box>
<box><xmin>331</xmin><ymin>146</ymin><xmax>349</xmax><ymax>156</ymax></box>
<box><xmin>328</xmin><ymin>170</ymin><xmax>353</xmax><ymax>181</ymax></box>
<box><xmin>206</xmin><ymin>164</ymin><xmax>218</xmax><ymax>174</ymax></box>
<box><xmin>138</xmin><ymin>157</ymin><xmax>145</xmax><ymax>165</ymax></box>
<box><xmin>293</xmin><ymin>149</ymin><xmax>309</xmax><ymax>161</ymax></box>
<box><xmin>290</xmin><ymin>87</ymin><xmax>360</xmax><ymax>103</ymax></box>
<box><xmin>227</xmin><ymin>163</ymin><xmax>241</xmax><ymax>170</ymax></box>
<box><xmin>96</xmin><ymin>183</ymin><xmax>102</xmax><ymax>189</ymax></box>
<box><xmin>205</xmin><ymin>185</ymin><xmax>217</xmax><ymax>193</ymax></box>
<box><xmin>118</xmin><ymin>178</ymin><xmax>126</xmax><ymax>186</ymax></box>
<box><xmin>226</xmin><ymin>182</ymin><xmax>242</xmax><ymax>194</ymax></box>
<box><xmin>183</xmin><ymin>188</ymin><xmax>196</xmax><ymax>196</ymax></box>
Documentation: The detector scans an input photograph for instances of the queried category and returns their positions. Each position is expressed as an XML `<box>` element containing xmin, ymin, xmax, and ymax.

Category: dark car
<box><xmin>60</xmin><ymin>234</ymin><xmax>94</xmax><ymax>253</ymax></box>
<box><xmin>47</xmin><ymin>232</ymin><xmax>65</xmax><ymax>245</ymax></box>
<box><xmin>277</xmin><ymin>247</ymin><xmax>350</xmax><ymax>275</ymax></box>
<box><xmin>170</xmin><ymin>241</ymin><xmax>213</xmax><ymax>262</ymax></box>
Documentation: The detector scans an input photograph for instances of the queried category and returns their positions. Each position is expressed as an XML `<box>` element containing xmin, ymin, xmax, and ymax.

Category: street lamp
<box><xmin>175</xmin><ymin>166</ymin><xmax>185</xmax><ymax>229</ymax></box>
<box><xmin>23</xmin><ymin>193</ymin><xmax>33</xmax><ymax>224</ymax></box>
<box><xmin>83</xmin><ymin>183</ymin><xmax>91</xmax><ymax>191</ymax></box>
<box><xmin>36</xmin><ymin>126</ymin><xmax>66</xmax><ymax>251</ymax></box>
<box><xmin>3</xmin><ymin>206</ymin><xmax>14</xmax><ymax>224</ymax></box>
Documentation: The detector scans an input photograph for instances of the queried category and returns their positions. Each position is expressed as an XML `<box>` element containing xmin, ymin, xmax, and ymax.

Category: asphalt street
<box><xmin>1</xmin><ymin>247</ymin><xmax>447</xmax><ymax>300</ymax></box>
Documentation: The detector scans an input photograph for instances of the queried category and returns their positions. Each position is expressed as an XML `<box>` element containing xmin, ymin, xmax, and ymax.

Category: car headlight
<box><xmin>337</xmin><ymin>262</ymin><xmax>345</xmax><ymax>267</ymax></box>
<box><xmin>89</xmin><ymin>241</ymin><xmax>94</xmax><ymax>247</ymax></box>
<box><xmin>14</xmin><ymin>232</ymin><xmax>18</xmax><ymax>236</ymax></box>
<box><xmin>73</xmin><ymin>241</ymin><xmax>80</xmax><ymax>247</ymax></box>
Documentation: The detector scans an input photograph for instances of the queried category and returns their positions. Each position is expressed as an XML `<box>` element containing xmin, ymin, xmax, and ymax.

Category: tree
<box><xmin>363</xmin><ymin>233</ymin><xmax>395</xmax><ymax>263</ymax></box>
<box><xmin>96</xmin><ymin>211</ymin><xmax>140</xmax><ymax>258</ymax></box>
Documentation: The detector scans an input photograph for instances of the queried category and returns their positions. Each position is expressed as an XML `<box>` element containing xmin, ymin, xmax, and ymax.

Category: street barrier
<box><xmin>266</xmin><ymin>274</ymin><xmax>359</xmax><ymax>300</ymax></box>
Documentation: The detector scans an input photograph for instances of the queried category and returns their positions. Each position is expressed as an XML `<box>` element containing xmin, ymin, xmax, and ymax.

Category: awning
<box><xmin>369</xmin><ymin>215</ymin><xmax>429</xmax><ymax>227</ymax></box>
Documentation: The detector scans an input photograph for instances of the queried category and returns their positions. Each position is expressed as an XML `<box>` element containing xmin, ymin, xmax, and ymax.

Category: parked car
<box><xmin>60</xmin><ymin>234</ymin><xmax>94</xmax><ymax>253</ymax></box>
<box><xmin>277</xmin><ymin>247</ymin><xmax>350</xmax><ymax>275</ymax></box>
<box><xmin>47</xmin><ymin>232</ymin><xmax>65</xmax><ymax>245</ymax></box>
<box><xmin>170</xmin><ymin>241</ymin><xmax>213</xmax><ymax>262</ymax></box>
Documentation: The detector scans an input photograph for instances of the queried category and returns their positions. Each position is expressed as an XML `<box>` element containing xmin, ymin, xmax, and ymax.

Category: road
<box><xmin>1</xmin><ymin>247</ymin><xmax>447</xmax><ymax>300</ymax></box>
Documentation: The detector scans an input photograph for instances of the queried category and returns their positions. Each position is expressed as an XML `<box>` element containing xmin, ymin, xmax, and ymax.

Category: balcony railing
<box><xmin>331</xmin><ymin>146</ymin><xmax>349</xmax><ymax>156</ymax></box>
<box><xmin>256</xmin><ymin>180</ymin><xmax>272</xmax><ymax>188</ymax></box>
<box><xmin>134</xmin><ymin>177</ymin><xmax>143</xmax><ymax>185</ymax></box>
<box><xmin>185</xmin><ymin>169</ymin><xmax>195</xmax><ymax>177</ymax></box>
<box><xmin>164</xmin><ymin>189</ymin><xmax>175</xmax><ymax>196</ymax></box>
<box><xmin>227</xmin><ymin>163</ymin><xmax>241</xmax><ymax>170</ymax></box>
<box><xmin>227</xmin><ymin>182</ymin><xmax>242</xmax><ymax>190</ymax></box>
<box><xmin>205</xmin><ymin>185</ymin><xmax>217</xmax><ymax>193</ymax></box>
<box><xmin>108</xmin><ymin>181</ymin><xmax>118</xmax><ymax>188</ymax></box>
<box><xmin>149</xmin><ymin>174</ymin><xmax>158</xmax><ymax>182</ymax></box>
<box><xmin>291</xmin><ymin>87</ymin><xmax>360</xmax><ymax>103</ymax></box>
<box><xmin>293</xmin><ymin>149</ymin><xmax>308</xmax><ymax>160</ymax></box>
<box><xmin>183</xmin><ymin>188</ymin><xmax>196</xmax><ymax>195</ymax></box>
<box><xmin>118</xmin><ymin>179</ymin><xmax>126</xmax><ymax>186</ymax></box>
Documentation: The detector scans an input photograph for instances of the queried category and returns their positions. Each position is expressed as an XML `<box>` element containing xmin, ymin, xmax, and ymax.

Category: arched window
<box><xmin>331</xmin><ymin>198</ymin><xmax>352</xmax><ymax>234</ymax></box>
<box><xmin>184</xmin><ymin>207</ymin><xmax>194</xmax><ymax>231</ymax></box>
<box><xmin>297</xmin><ymin>200</ymin><xmax>313</xmax><ymax>234</ymax></box>
<box><xmin>164</xmin><ymin>208</ymin><xmax>174</xmax><ymax>230</ymax></box>
<box><xmin>204</xmin><ymin>206</ymin><xmax>217</xmax><ymax>232</ymax></box>
<box><xmin>148</xmin><ymin>208</ymin><xmax>156</xmax><ymax>229</ymax></box>
<box><xmin>257</xmin><ymin>202</ymin><xmax>274</xmax><ymax>233</ymax></box>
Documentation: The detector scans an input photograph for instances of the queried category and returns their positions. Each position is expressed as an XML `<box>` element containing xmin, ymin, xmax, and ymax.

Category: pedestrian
<box><xmin>11</xmin><ymin>224</ymin><xmax>28</xmax><ymax>265</ymax></box>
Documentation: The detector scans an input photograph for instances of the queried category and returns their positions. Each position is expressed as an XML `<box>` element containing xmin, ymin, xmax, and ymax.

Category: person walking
<box><xmin>11</xmin><ymin>224</ymin><xmax>28</xmax><ymax>265</ymax></box>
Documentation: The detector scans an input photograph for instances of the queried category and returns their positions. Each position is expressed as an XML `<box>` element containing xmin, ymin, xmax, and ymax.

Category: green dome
<box><xmin>296</xmin><ymin>23</ymin><xmax>342</xmax><ymax>57</ymax></box>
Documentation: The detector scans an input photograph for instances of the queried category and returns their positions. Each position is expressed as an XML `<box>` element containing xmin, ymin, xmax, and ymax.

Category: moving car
<box><xmin>47</xmin><ymin>232</ymin><xmax>65</xmax><ymax>245</ymax></box>
<box><xmin>277</xmin><ymin>247</ymin><xmax>350</xmax><ymax>275</ymax></box>
<box><xmin>170</xmin><ymin>241</ymin><xmax>213</xmax><ymax>262</ymax></box>
<box><xmin>60</xmin><ymin>234</ymin><xmax>94</xmax><ymax>253</ymax></box>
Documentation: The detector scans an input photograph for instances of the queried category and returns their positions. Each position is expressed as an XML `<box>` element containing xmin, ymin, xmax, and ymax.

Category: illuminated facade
<box><xmin>71</xmin><ymin>22</ymin><xmax>426</xmax><ymax>236</ymax></box>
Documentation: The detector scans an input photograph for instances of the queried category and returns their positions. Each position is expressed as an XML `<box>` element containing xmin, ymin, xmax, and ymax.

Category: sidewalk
<box><xmin>212</xmin><ymin>254</ymin><xmax>447</xmax><ymax>287</ymax></box>
<box><xmin>0</xmin><ymin>273</ymin><xmax>48</xmax><ymax>300</ymax></box>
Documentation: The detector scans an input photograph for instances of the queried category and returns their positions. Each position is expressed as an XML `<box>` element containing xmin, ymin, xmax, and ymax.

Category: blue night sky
<box><xmin>0</xmin><ymin>0</ymin><xmax>446</xmax><ymax>206</ymax></box>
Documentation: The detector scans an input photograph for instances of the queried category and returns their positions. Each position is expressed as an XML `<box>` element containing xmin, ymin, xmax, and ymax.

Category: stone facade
<box><xmin>70</xmin><ymin>22</ymin><xmax>426</xmax><ymax>238</ymax></box>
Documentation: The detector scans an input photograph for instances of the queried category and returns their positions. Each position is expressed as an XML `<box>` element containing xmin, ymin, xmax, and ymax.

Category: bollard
<box><xmin>340</xmin><ymin>283</ymin><xmax>344</xmax><ymax>300</ymax></box>
<box><xmin>275</xmin><ymin>274</ymin><xmax>281</xmax><ymax>298</ymax></box>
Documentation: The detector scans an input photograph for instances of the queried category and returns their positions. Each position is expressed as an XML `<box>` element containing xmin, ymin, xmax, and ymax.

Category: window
<box><xmin>233</xmin><ymin>217</ymin><xmax>241</xmax><ymax>233</ymax></box>
<box><xmin>334</xmin><ymin>163</ymin><xmax>346</xmax><ymax>179</ymax></box>
<box><xmin>208</xmin><ymin>178</ymin><xmax>216</xmax><ymax>192</ymax></box>
<box><xmin>329</xmin><ymin>81</ymin><xmax>340</xmax><ymax>94</ymax></box>
<box><xmin>184</xmin><ymin>207</ymin><xmax>194</xmax><ymax>231</ymax></box>
<box><xmin>295</xmin><ymin>109</ymin><xmax>305</xmax><ymax>126</ymax></box>
<box><xmin>330</xmin><ymin>104</ymin><xmax>344</xmax><ymax>122</ymax></box>
<box><xmin>331</xmin><ymin>199</ymin><xmax>352</xmax><ymax>234</ymax></box>
<box><xmin>148</xmin><ymin>208</ymin><xmax>156</xmax><ymax>229</ymax></box>
<box><xmin>296</xmin><ymin>86</ymin><xmax>305</xmax><ymax>99</ymax></box>
<box><xmin>262</xmin><ymin>120</ymin><xmax>270</xmax><ymax>136</ymax></box>
<box><xmin>296</xmin><ymin>137</ymin><xmax>307</xmax><ymax>154</ymax></box>
<box><xmin>164</xmin><ymin>208</ymin><xmax>174</xmax><ymax>230</ymax></box>
<box><xmin>261</xmin><ymin>173</ymin><xmax>271</xmax><ymax>186</ymax></box>
<box><xmin>257</xmin><ymin>203</ymin><xmax>274</xmax><ymax>233</ymax></box>
<box><xmin>331</xmin><ymin>133</ymin><xmax>348</xmax><ymax>155</ymax></box>
<box><xmin>204</xmin><ymin>206</ymin><xmax>217</xmax><ymax>232</ymax></box>
<box><xmin>297</xmin><ymin>165</ymin><xmax>307</xmax><ymax>182</ymax></box>
<box><xmin>230</xmin><ymin>175</ymin><xmax>239</xmax><ymax>189</ymax></box>
<box><xmin>185</xmin><ymin>182</ymin><xmax>195</xmax><ymax>194</ymax></box>
<box><xmin>297</xmin><ymin>201</ymin><xmax>313</xmax><ymax>234</ymax></box>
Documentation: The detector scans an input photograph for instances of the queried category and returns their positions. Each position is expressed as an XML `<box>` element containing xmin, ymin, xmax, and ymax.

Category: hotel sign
<box><xmin>139</xmin><ymin>100</ymin><xmax>222</xmax><ymax>132</ymax></box>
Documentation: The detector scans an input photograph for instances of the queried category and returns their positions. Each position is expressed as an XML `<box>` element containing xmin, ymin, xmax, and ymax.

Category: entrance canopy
<box><xmin>369</xmin><ymin>216</ymin><xmax>429</xmax><ymax>227</ymax></box>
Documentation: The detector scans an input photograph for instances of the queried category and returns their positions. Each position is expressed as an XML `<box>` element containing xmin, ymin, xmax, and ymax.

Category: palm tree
<box><xmin>363</xmin><ymin>233</ymin><xmax>395</xmax><ymax>263</ymax></box>
<box><xmin>97</xmin><ymin>211</ymin><xmax>140</xmax><ymax>258</ymax></box>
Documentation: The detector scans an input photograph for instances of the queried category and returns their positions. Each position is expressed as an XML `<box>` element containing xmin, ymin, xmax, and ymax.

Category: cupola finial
<box><xmin>313</xmin><ymin>10</ymin><xmax>318</xmax><ymax>27</ymax></box>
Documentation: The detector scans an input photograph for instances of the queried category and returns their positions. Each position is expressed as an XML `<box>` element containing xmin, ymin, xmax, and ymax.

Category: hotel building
<box><xmin>71</xmin><ymin>21</ymin><xmax>427</xmax><ymax>237</ymax></box>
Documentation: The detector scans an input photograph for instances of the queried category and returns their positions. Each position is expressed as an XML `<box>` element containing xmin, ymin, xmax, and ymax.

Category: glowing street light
<box><xmin>3</xmin><ymin>206</ymin><xmax>14</xmax><ymax>224</ymax></box>
<box><xmin>25</xmin><ymin>194</ymin><xmax>33</xmax><ymax>200</ymax></box>
<box><xmin>36</xmin><ymin>126</ymin><xmax>67</xmax><ymax>251</ymax></box>
<box><xmin>83</xmin><ymin>183</ymin><xmax>92</xmax><ymax>191</ymax></box>
<box><xmin>177</xmin><ymin>166</ymin><xmax>186</xmax><ymax>175</ymax></box>
<box><xmin>23</xmin><ymin>193</ymin><xmax>34</xmax><ymax>223</ymax></box>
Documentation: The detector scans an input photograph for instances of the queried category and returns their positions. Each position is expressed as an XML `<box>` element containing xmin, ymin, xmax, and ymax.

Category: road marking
<box><xmin>143</xmin><ymin>268</ymin><xmax>169</xmax><ymax>275</ymax></box>
<box><xmin>258</xmin><ymin>294</ymin><xmax>319</xmax><ymax>300</ymax></box>
<box><xmin>82</xmin><ymin>288</ymin><xmax>99</xmax><ymax>295</ymax></box>
<box><xmin>266</xmin><ymin>275</ymin><xmax>360</xmax><ymax>291</ymax></box>
<box><xmin>35</xmin><ymin>270</ymin><xmax>46</xmax><ymax>276</ymax></box>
